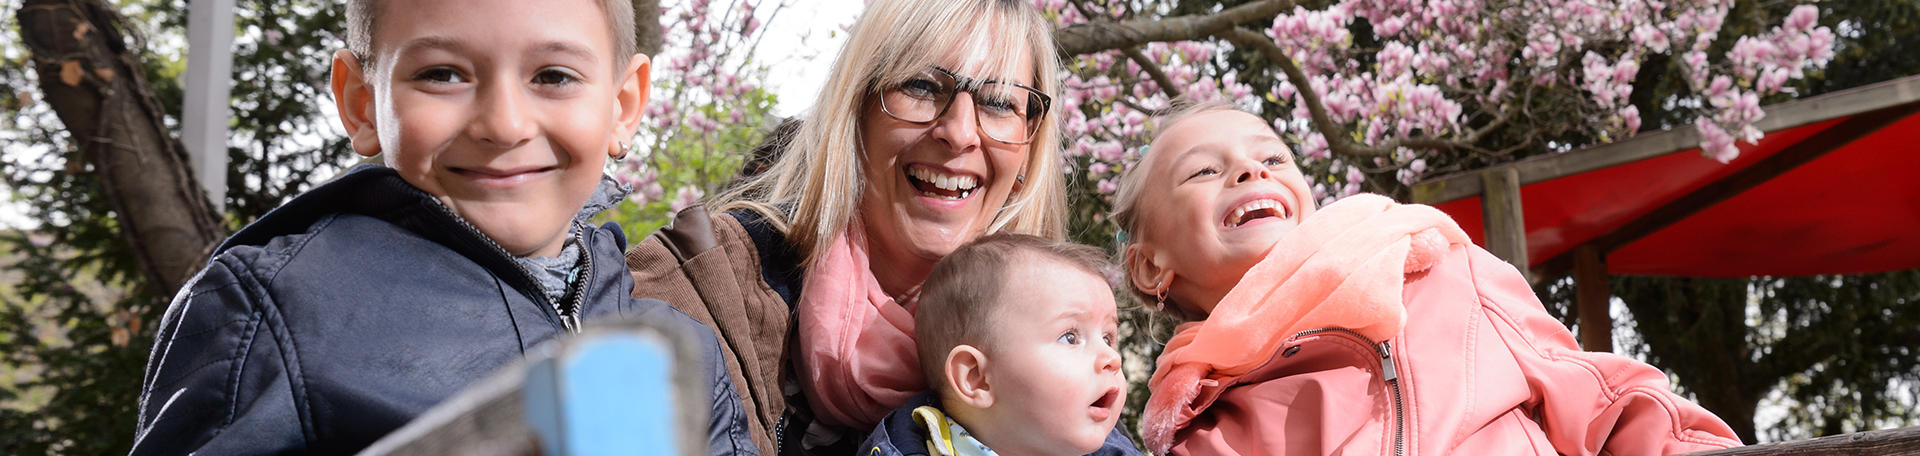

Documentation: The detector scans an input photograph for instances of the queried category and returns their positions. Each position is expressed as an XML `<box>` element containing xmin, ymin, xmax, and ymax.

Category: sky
<box><xmin>754</xmin><ymin>1</ymin><xmax>864</xmax><ymax>118</ymax></box>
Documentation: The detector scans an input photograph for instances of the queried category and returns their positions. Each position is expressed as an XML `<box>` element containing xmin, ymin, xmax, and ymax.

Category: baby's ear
<box><xmin>330</xmin><ymin>50</ymin><xmax>380</xmax><ymax>157</ymax></box>
<box><xmin>1125</xmin><ymin>243</ymin><xmax>1174</xmax><ymax>298</ymax></box>
<box><xmin>947</xmin><ymin>345</ymin><xmax>994</xmax><ymax>409</ymax></box>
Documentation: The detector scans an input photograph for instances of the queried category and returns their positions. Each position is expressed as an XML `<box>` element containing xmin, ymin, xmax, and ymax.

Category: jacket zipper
<box><xmin>1291</xmin><ymin>329</ymin><xmax>1405</xmax><ymax>456</ymax></box>
<box><xmin>431</xmin><ymin>203</ymin><xmax>583</xmax><ymax>333</ymax></box>
<box><xmin>556</xmin><ymin>225</ymin><xmax>591</xmax><ymax>333</ymax></box>
<box><xmin>1379</xmin><ymin>340</ymin><xmax>1404</xmax><ymax>456</ymax></box>
<box><xmin>772</xmin><ymin>413</ymin><xmax>787</xmax><ymax>455</ymax></box>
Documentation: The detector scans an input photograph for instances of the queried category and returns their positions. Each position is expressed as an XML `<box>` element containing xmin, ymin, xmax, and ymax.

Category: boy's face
<box><xmin>975</xmin><ymin>256</ymin><xmax>1125</xmax><ymax>455</ymax></box>
<box><xmin>1133</xmin><ymin>110</ymin><xmax>1315</xmax><ymax>315</ymax></box>
<box><xmin>331</xmin><ymin>0</ymin><xmax>648</xmax><ymax>257</ymax></box>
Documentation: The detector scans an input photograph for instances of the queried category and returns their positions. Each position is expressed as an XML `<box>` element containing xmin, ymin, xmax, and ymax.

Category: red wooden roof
<box><xmin>1415</xmin><ymin>76</ymin><xmax>1920</xmax><ymax>278</ymax></box>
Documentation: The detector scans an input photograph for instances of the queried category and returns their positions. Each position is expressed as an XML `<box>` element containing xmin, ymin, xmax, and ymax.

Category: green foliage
<box><xmin>0</xmin><ymin>0</ymin><xmax>351</xmax><ymax>452</ymax></box>
<box><xmin>595</xmin><ymin>84</ymin><xmax>779</xmax><ymax>240</ymax></box>
<box><xmin>1597</xmin><ymin>272</ymin><xmax>1920</xmax><ymax>443</ymax></box>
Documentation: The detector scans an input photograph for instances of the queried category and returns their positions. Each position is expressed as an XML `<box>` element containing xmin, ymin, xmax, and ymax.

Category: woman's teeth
<box><xmin>1226</xmin><ymin>199</ymin><xmax>1286</xmax><ymax>228</ymax></box>
<box><xmin>908</xmin><ymin>167</ymin><xmax>979</xmax><ymax>200</ymax></box>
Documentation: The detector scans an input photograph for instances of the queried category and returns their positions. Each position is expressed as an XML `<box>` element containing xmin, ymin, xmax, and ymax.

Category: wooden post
<box><xmin>183</xmin><ymin>0</ymin><xmax>235</xmax><ymax>210</ymax></box>
<box><xmin>1479</xmin><ymin>168</ymin><xmax>1532</xmax><ymax>283</ymax></box>
<box><xmin>1574</xmin><ymin>244</ymin><xmax>1612</xmax><ymax>352</ymax></box>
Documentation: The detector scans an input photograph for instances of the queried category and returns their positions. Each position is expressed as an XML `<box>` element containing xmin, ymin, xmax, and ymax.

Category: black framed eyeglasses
<box><xmin>877</xmin><ymin>66</ymin><xmax>1052</xmax><ymax>145</ymax></box>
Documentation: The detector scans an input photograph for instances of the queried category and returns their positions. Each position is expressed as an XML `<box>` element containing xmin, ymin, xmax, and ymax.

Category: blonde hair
<box><xmin>711</xmin><ymin>0</ymin><xmax>1065</xmax><ymax>266</ymax></box>
<box><xmin>1109</xmin><ymin>95</ymin><xmax>1239</xmax><ymax>317</ymax></box>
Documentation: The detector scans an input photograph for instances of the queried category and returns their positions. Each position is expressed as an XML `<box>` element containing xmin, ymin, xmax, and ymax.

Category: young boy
<box><xmin>860</xmin><ymin>234</ymin><xmax>1143</xmax><ymax>456</ymax></box>
<box><xmin>128</xmin><ymin>1</ymin><xmax>756</xmax><ymax>454</ymax></box>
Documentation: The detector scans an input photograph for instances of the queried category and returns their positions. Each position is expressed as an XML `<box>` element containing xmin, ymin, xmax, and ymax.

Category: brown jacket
<box><xmin>628</xmin><ymin>207</ymin><xmax>801</xmax><ymax>456</ymax></box>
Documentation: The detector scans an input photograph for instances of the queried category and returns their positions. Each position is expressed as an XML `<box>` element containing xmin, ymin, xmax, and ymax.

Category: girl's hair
<box><xmin>1109</xmin><ymin>95</ymin><xmax>1239</xmax><ymax>319</ymax></box>
<box><xmin>711</xmin><ymin>0</ymin><xmax>1066</xmax><ymax>267</ymax></box>
<box><xmin>345</xmin><ymin>0</ymin><xmax>638</xmax><ymax>72</ymax></box>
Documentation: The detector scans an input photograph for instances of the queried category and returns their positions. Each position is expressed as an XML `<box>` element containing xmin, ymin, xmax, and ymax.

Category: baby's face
<box><xmin>343</xmin><ymin>0</ymin><xmax>640</xmax><ymax>257</ymax></box>
<box><xmin>979</xmin><ymin>257</ymin><xmax>1125</xmax><ymax>455</ymax></box>
<box><xmin>1134</xmin><ymin>110</ymin><xmax>1315</xmax><ymax>314</ymax></box>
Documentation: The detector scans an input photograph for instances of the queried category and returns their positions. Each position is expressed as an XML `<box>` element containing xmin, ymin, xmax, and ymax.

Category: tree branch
<box><xmin>1218</xmin><ymin>27</ymin><xmax>1500</xmax><ymax>159</ymax></box>
<box><xmin>1120</xmin><ymin>46</ymin><xmax>1181</xmax><ymax>99</ymax></box>
<box><xmin>1053</xmin><ymin>0</ymin><xmax>1294</xmax><ymax>57</ymax></box>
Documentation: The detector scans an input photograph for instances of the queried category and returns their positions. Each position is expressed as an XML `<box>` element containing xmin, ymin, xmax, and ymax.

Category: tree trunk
<box><xmin>17</xmin><ymin>0</ymin><xmax>227</xmax><ymax>298</ymax></box>
<box><xmin>634</xmin><ymin>0</ymin><xmax>663</xmax><ymax>57</ymax></box>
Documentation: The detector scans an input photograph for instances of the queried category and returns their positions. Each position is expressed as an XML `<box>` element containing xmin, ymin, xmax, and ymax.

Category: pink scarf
<box><xmin>1141</xmin><ymin>194</ymin><xmax>1470</xmax><ymax>453</ymax></box>
<box><xmin>794</xmin><ymin>222</ymin><xmax>926</xmax><ymax>429</ymax></box>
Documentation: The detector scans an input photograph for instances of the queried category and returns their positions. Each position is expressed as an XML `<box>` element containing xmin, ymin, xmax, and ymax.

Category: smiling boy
<box><xmin>128</xmin><ymin>0</ymin><xmax>755</xmax><ymax>454</ymax></box>
<box><xmin>861</xmin><ymin>234</ymin><xmax>1142</xmax><ymax>456</ymax></box>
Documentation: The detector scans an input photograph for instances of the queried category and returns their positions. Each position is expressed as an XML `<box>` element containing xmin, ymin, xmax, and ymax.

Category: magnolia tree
<box><xmin>1037</xmin><ymin>0</ymin><xmax>1836</xmax><ymax>442</ymax></box>
<box><xmin>1043</xmin><ymin>0</ymin><xmax>1833</xmax><ymax>220</ymax></box>
<box><xmin>598</xmin><ymin>0</ymin><xmax>787</xmax><ymax>237</ymax></box>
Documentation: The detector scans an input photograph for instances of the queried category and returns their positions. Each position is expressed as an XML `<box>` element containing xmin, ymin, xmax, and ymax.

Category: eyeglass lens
<box><xmin>880</xmin><ymin>68</ymin><xmax>1046</xmax><ymax>144</ymax></box>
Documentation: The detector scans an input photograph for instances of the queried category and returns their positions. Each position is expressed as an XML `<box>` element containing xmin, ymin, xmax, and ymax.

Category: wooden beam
<box><xmin>1676</xmin><ymin>426</ymin><xmax>1920</xmax><ymax>456</ymax></box>
<box><xmin>1534</xmin><ymin>103</ymin><xmax>1920</xmax><ymax>279</ymax></box>
<box><xmin>360</xmin><ymin>324</ymin><xmax>707</xmax><ymax>456</ymax></box>
<box><xmin>183</xmin><ymin>0</ymin><xmax>235</xmax><ymax>211</ymax></box>
<box><xmin>1479</xmin><ymin>168</ymin><xmax>1533</xmax><ymax>282</ymax></box>
<box><xmin>1574</xmin><ymin>245</ymin><xmax>1611</xmax><ymax>352</ymax></box>
<box><xmin>1412</xmin><ymin>75</ymin><xmax>1920</xmax><ymax>205</ymax></box>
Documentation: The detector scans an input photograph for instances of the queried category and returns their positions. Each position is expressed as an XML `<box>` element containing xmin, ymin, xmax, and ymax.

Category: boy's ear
<box><xmin>1126</xmin><ymin>243</ymin><xmax>1174</xmax><ymax>299</ymax></box>
<box><xmin>330</xmin><ymin>50</ymin><xmax>381</xmax><ymax>158</ymax></box>
<box><xmin>946</xmin><ymin>345</ymin><xmax>994</xmax><ymax>409</ymax></box>
<box><xmin>611</xmin><ymin>53</ymin><xmax>652</xmax><ymax>157</ymax></box>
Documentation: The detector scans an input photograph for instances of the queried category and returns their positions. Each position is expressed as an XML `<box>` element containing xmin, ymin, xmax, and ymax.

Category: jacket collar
<box><xmin>216</xmin><ymin>165</ymin><xmax>626</xmax><ymax>303</ymax></box>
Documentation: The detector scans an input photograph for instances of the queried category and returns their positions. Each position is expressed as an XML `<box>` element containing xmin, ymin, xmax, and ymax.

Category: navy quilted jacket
<box><xmin>129</xmin><ymin>166</ymin><xmax>756</xmax><ymax>455</ymax></box>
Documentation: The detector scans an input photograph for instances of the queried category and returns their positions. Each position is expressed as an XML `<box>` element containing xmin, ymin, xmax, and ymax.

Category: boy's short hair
<box><xmin>345</xmin><ymin>0</ymin><xmax>638</xmax><ymax>71</ymax></box>
<box><xmin>915</xmin><ymin>233</ymin><xmax>1114</xmax><ymax>396</ymax></box>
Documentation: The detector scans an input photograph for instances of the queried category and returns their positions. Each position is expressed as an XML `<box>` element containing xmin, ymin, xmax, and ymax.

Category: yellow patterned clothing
<box><xmin>911</xmin><ymin>406</ymin><xmax>998</xmax><ymax>456</ymax></box>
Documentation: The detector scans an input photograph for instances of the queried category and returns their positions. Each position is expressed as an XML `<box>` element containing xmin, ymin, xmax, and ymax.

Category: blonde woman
<box><xmin>626</xmin><ymin>0</ymin><xmax>1078</xmax><ymax>454</ymax></box>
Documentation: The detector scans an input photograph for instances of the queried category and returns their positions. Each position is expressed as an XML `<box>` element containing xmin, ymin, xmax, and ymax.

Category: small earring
<box><xmin>1016</xmin><ymin>174</ymin><xmax>1026</xmax><ymax>185</ymax></box>
<box><xmin>612</xmin><ymin>141</ymin><xmax>630</xmax><ymax>161</ymax></box>
<box><xmin>1154</xmin><ymin>281</ymin><xmax>1167</xmax><ymax>311</ymax></box>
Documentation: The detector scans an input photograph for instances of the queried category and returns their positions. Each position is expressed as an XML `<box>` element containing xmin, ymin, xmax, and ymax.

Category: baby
<box><xmin>1113</xmin><ymin>98</ymin><xmax>1742</xmax><ymax>456</ymax></box>
<box><xmin>860</xmin><ymin>233</ymin><xmax>1143</xmax><ymax>456</ymax></box>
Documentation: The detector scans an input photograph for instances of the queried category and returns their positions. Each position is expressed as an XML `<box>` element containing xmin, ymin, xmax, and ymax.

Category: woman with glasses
<box><xmin>626</xmin><ymin>0</ymin><xmax>1077</xmax><ymax>455</ymax></box>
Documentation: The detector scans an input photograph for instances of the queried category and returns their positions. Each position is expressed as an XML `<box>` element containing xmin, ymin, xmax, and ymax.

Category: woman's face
<box><xmin>857</xmin><ymin>39</ymin><xmax>1034</xmax><ymax>264</ymax></box>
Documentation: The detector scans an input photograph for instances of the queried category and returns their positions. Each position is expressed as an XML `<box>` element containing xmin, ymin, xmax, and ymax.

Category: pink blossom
<box><xmin>670</xmin><ymin>186</ymin><xmax>706</xmax><ymax>214</ymax></box>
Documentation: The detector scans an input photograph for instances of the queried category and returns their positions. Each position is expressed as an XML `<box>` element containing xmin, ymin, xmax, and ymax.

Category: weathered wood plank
<box><xmin>1677</xmin><ymin>426</ymin><xmax>1920</xmax><ymax>456</ymax></box>
<box><xmin>358</xmin><ymin>323</ymin><xmax>706</xmax><ymax>456</ymax></box>
<box><xmin>357</xmin><ymin>362</ymin><xmax>540</xmax><ymax>456</ymax></box>
<box><xmin>1573</xmin><ymin>244</ymin><xmax>1611</xmax><ymax>352</ymax></box>
<box><xmin>1480</xmin><ymin>168</ymin><xmax>1531</xmax><ymax>283</ymax></box>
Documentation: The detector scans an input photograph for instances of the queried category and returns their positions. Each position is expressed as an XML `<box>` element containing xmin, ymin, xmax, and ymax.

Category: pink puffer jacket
<box><xmin>1161</xmin><ymin>244</ymin><xmax>1742</xmax><ymax>456</ymax></box>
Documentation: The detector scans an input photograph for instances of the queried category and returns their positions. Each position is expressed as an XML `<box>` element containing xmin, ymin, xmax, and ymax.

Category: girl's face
<box><xmin>1128</xmin><ymin>110</ymin><xmax>1316</xmax><ymax>315</ymax></box>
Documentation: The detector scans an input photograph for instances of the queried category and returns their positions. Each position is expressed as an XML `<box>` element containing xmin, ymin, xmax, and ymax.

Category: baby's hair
<box><xmin>916</xmin><ymin>233</ymin><xmax>1113</xmax><ymax>397</ymax></box>
<box><xmin>345</xmin><ymin>0</ymin><xmax>638</xmax><ymax>72</ymax></box>
<box><xmin>1108</xmin><ymin>95</ymin><xmax>1240</xmax><ymax>317</ymax></box>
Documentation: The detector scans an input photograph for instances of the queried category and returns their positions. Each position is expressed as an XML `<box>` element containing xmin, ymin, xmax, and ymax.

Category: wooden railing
<box><xmin>1681</xmin><ymin>427</ymin><xmax>1920</xmax><ymax>456</ymax></box>
<box><xmin>356</xmin><ymin>322</ymin><xmax>709</xmax><ymax>456</ymax></box>
<box><xmin>355</xmin><ymin>320</ymin><xmax>1920</xmax><ymax>456</ymax></box>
